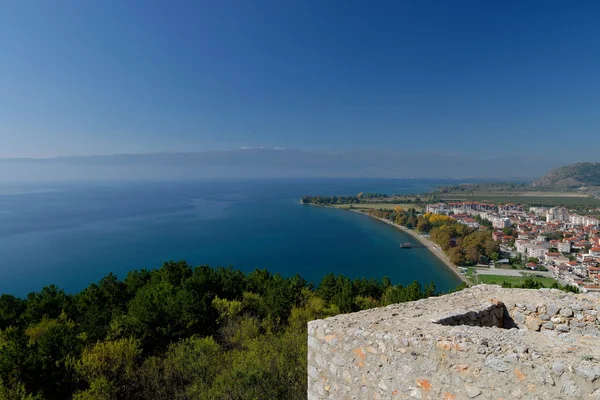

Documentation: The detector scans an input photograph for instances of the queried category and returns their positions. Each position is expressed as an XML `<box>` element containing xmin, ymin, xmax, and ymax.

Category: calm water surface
<box><xmin>0</xmin><ymin>179</ymin><xmax>462</xmax><ymax>296</ymax></box>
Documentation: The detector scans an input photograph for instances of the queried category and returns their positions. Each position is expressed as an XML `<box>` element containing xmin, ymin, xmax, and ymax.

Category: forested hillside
<box><xmin>0</xmin><ymin>262</ymin><xmax>450</xmax><ymax>400</ymax></box>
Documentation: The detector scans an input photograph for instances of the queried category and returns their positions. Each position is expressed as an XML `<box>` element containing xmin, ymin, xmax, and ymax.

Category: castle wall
<box><xmin>307</xmin><ymin>285</ymin><xmax>600</xmax><ymax>399</ymax></box>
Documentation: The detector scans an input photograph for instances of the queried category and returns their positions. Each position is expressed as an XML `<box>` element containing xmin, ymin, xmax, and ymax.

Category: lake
<box><xmin>0</xmin><ymin>179</ymin><xmax>462</xmax><ymax>296</ymax></box>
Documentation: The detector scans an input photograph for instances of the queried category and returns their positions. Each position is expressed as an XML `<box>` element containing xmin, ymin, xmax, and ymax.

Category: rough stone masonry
<box><xmin>307</xmin><ymin>285</ymin><xmax>600</xmax><ymax>399</ymax></box>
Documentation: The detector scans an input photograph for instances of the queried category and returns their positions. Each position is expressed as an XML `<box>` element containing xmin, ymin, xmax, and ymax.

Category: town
<box><xmin>426</xmin><ymin>201</ymin><xmax>600</xmax><ymax>292</ymax></box>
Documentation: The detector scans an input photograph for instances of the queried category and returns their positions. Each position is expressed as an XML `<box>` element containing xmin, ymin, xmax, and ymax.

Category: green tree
<box><xmin>448</xmin><ymin>247</ymin><xmax>465</xmax><ymax>265</ymax></box>
<box><xmin>207</xmin><ymin>331</ymin><xmax>306</xmax><ymax>400</ymax></box>
<box><xmin>73</xmin><ymin>338</ymin><xmax>142</xmax><ymax>399</ymax></box>
<box><xmin>137</xmin><ymin>336</ymin><xmax>222</xmax><ymax>400</ymax></box>
<box><xmin>0</xmin><ymin>295</ymin><xmax>25</xmax><ymax>330</ymax></box>
<box><xmin>24</xmin><ymin>312</ymin><xmax>82</xmax><ymax>398</ymax></box>
<box><xmin>0</xmin><ymin>378</ymin><xmax>41</xmax><ymax>400</ymax></box>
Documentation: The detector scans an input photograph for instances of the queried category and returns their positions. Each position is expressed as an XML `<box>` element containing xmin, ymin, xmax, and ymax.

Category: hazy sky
<box><xmin>1</xmin><ymin>1</ymin><xmax>599</xmax><ymax>159</ymax></box>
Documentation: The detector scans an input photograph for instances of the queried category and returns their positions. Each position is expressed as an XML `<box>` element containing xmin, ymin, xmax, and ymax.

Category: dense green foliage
<box><xmin>0</xmin><ymin>262</ymin><xmax>447</xmax><ymax>400</ymax></box>
<box><xmin>301</xmin><ymin>194</ymin><xmax>417</xmax><ymax>206</ymax></box>
<box><xmin>302</xmin><ymin>195</ymin><xmax>361</xmax><ymax>205</ymax></box>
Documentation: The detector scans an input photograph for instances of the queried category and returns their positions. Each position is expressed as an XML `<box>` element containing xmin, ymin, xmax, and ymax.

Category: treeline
<box><xmin>363</xmin><ymin>207</ymin><xmax>419</xmax><ymax>228</ymax></box>
<box><xmin>302</xmin><ymin>195</ymin><xmax>361</xmax><ymax>205</ymax></box>
<box><xmin>362</xmin><ymin>209</ymin><xmax>499</xmax><ymax>266</ymax></box>
<box><xmin>0</xmin><ymin>262</ymin><xmax>453</xmax><ymax>400</ymax></box>
<box><xmin>433</xmin><ymin>183</ymin><xmax>529</xmax><ymax>194</ymax></box>
<box><xmin>301</xmin><ymin>195</ymin><xmax>418</xmax><ymax>206</ymax></box>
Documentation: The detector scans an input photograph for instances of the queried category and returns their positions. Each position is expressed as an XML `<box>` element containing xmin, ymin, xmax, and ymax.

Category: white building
<box><xmin>426</xmin><ymin>203</ymin><xmax>449</xmax><ymax>214</ymax></box>
<box><xmin>492</xmin><ymin>217</ymin><xmax>511</xmax><ymax>229</ymax></box>
<box><xmin>499</xmin><ymin>204</ymin><xmax>522</xmax><ymax>212</ymax></box>
<box><xmin>546</xmin><ymin>207</ymin><xmax>568</xmax><ymax>223</ymax></box>
<box><xmin>569</xmin><ymin>214</ymin><xmax>586</xmax><ymax>225</ymax></box>
<box><xmin>515</xmin><ymin>240</ymin><xmax>531</xmax><ymax>255</ymax></box>
<box><xmin>527</xmin><ymin>245</ymin><xmax>549</xmax><ymax>259</ymax></box>
<box><xmin>585</xmin><ymin>216</ymin><xmax>599</xmax><ymax>227</ymax></box>
<box><xmin>557</xmin><ymin>240</ymin><xmax>571</xmax><ymax>253</ymax></box>
<box><xmin>529</xmin><ymin>207</ymin><xmax>549</xmax><ymax>215</ymax></box>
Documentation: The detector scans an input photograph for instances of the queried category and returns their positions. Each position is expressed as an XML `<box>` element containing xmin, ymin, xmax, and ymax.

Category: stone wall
<box><xmin>505</xmin><ymin>298</ymin><xmax>600</xmax><ymax>336</ymax></box>
<box><xmin>307</xmin><ymin>285</ymin><xmax>600</xmax><ymax>399</ymax></box>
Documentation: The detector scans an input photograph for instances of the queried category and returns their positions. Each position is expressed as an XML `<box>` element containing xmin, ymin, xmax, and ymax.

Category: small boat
<box><xmin>400</xmin><ymin>242</ymin><xmax>412</xmax><ymax>249</ymax></box>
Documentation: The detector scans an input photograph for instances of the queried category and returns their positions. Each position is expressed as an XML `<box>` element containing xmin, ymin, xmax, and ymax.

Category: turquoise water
<box><xmin>0</xmin><ymin>179</ymin><xmax>462</xmax><ymax>296</ymax></box>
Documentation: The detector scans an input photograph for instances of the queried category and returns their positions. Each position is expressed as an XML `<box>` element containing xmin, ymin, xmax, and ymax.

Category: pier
<box><xmin>399</xmin><ymin>242</ymin><xmax>427</xmax><ymax>249</ymax></box>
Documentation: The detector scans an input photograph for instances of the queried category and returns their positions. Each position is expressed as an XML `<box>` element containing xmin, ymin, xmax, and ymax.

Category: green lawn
<box><xmin>465</xmin><ymin>268</ymin><xmax>479</xmax><ymax>284</ymax></box>
<box><xmin>477</xmin><ymin>274</ymin><xmax>557</xmax><ymax>287</ymax></box>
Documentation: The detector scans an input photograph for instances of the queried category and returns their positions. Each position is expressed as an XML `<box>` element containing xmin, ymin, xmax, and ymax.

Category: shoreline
<box><xmin>301</xmin><ymin>201</ymin><xmax>469</xmax><ymax>285</ymax></box>
<box><xmin>348</xmin><ymin>208</ymin><xmax>471</xmax><ymax>285</ymax></box>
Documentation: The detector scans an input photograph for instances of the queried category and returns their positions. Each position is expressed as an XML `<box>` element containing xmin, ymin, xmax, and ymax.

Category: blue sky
<box><xmin>1</xmin><ymin>1</ymin><xmax>599</xmax><ymax>159</ymax></box>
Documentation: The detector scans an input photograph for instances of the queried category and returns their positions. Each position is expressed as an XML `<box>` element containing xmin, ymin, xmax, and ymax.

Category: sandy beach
<box><xmin>349</xmin><ymin>209</ymin><xmax>471</xmax><ymax>285</ymax></box>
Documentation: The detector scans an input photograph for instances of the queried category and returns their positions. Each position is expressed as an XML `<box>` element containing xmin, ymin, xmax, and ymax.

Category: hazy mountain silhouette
<box><xmin>0</xmin><ymin>149</ymin><xmax>565</xmax><ymax>182</ymax></box>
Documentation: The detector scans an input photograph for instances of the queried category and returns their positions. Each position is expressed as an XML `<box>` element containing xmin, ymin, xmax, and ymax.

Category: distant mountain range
<box><xmin>532</xmin><ymin>162</ymin><xmax>600</xmax><ymax>189</ymax></box>
<box><xmin>0</xmin><ymin>149</ymin><xmax>573</xmax><ymax>182</ymax></box>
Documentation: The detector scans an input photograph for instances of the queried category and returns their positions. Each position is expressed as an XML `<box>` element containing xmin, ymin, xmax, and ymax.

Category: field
<box><xmin>517</xmin><ymin>191</ymin><xmax>589</xmax><ymax>197</ymax></box>
<box><xmin>439</xmin><ymin>193</ymin><xmax>600</xmax><ymax>207</ymax></box>
<box><xmin>334</xmin><ymin>203</ymin><xmax>424</xmax><ymax>212</ymax></box>
<box><xmin>442</xmin><ymin>191</ymin><xmax>588</xmax><ymax>198</ymax></box>
<box><xmin>473</xmin><ymin>274</ymin><xmax>557</xmax><ymax>287</ymax></box>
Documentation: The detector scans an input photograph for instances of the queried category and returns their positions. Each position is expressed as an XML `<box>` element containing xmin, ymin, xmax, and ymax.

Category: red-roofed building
<box><xmin>502</xmin><ymin>236</ymin><xmax>513</xmax><ymax>243</ymax></box>
<box><xmin>526</xmin><ymin>262</ymin><xmax>538</xmax><ymax>270</ymax></box>
<box><xmin>492</xmin><ymin>232</ymin><xmax>504</xmax><ymax>241</ymax></box>
<box><xmin>589</xmin><ymin>266</ymin><xmax>600</xmax><ymax>284</ymax></box>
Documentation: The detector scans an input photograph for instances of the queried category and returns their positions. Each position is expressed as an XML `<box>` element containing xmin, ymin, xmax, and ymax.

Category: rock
<box><xmin>547</xmin><ymin>303</ymin><xmax>560</xmax><ymax>315</ymax></box>
<box><xmin>542</xmin><ymin>321</ymin><xmax>554</xmax><ymax>330</ymax></box>
<box><xmin>513</xmin><ymin>311</ymin><xmax>526</xmax><ymax>324</ymax></box>
<box><xmin>556</xmin><ymin>324</ymin><xmax>570</xmax><ymax>332</ymax></box>
<box><xmin>539</xmin><ymin>313</ymin><xmax>550</xmax><ymax>321</ymax></box>
<box><xmin>582</xmin><ymin>327</ymin><xmax>600</xmax><ymax>337</ymax></box>
<box><xmin>560</xmin><ymin>307</ymin><xmax>574</xmax><ymax>317</ymax></box>
<box><xmin>526</xmin><ymin>303</ymin><xmax>538</xmax><ymax>312</ymax></box>
<box><xmin>484</xmin><ymin>355</ymin><xmax>508</xmax><ymax>372</ymax></box>
<box><xmin>561</xmin><ymin>378</ymin><xmax>581</xmax><ymax>397</ymax></box>
<box><xmin>535</xmin><ymin>366</ymin><xmax>555</xmax><ymax>386</ymax></box>
<box><xmin>574</xmin><ymin>361</ymin><xmax>600</xmax><ymax>382</ymax></box>
<box><xmin>464</xmin><ymin>384</ymin><xmax>482</xmax><ymax>398</ymax></box>
<box><xmin>308</xmin><ymin>365</ymin><xmax>319</xmax><ymax>379</ymax></box>
<box><xmin>526</xmin><ymin>315</ymin><xmax>542</xmax><ymax>331</ymax></box>
<box><xmin>585</xmin><ymin>315</ymin><xmax>597</xmax><ymax>323</ymax></box>
<box><xmin>504</xmin><ymin>353</ymin><xmax>518</xmax><ymax>363</ymax></box>
<box><xmin>552</xmin><ymin>362</ymin><xmax>565</xmax><ymax>376</ymax></box>
<box><xmin>515</xmin><ymin>345</ymin><xmax>528</xmax><ymax>354</ymax></box>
